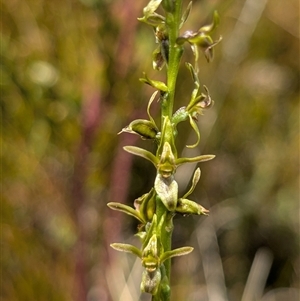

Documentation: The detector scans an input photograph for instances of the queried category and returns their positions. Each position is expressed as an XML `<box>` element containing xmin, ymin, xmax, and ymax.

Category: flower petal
<box><xmin>180</xmin><ymin>1</ymin><xmax>193</xmax><ymax>28</ymax></box>
<box><xmin>199</xmin><ymin>10</ymin><xmax>220</xmax><ymax>33</ymax></box>
<box><xmin>110</xmin><ymin>243</ymin><xmax>142</xmax><ymax>258</ymax></box>
<box><xmin>124</xmin><ymin>146</ymin><xmax>159</xmax><ymax>166</ymax></box>
<box><xmin>176</xmin><ymin>154</ymin><xmax>215</xmax><ymax>166</ymax></box>
<box><xmin>160</xmin><ymin>246</ymin><xmax>194</xmax><ymax>263</ymax></box>
<box><xmin>155</xmin><ymin>174</ymin><xmax>178</xmax><ymax>211</ymax></box>
<box><xmin>182</xmin><ymin>168</ymin><xmax>201</xmax><ymax>199</ymax></box>
<box><xmin>107</xmin><ymin>202</ymin><xmax>145</xmax><ymax>223</ymax></box>
<box><xmin>186</xmin><ymin>114</ymin><xmax>200</xmax><ymax>148</ymax></box>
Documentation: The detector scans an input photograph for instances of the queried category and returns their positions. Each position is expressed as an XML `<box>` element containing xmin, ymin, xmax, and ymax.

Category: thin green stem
<box><xmin>152</xmin><ymin>198</ymin><xmax>173</xmax><ymax>301</ymax></box>
<box><xmin>163</xmin><ymin>0</ymin><xmax>183</xmax><ymax>118</ymax></box>
<box><xmin>157</xmin><ymin>2</ymin><xmax>184</xmax><ymax>300</ymax></box>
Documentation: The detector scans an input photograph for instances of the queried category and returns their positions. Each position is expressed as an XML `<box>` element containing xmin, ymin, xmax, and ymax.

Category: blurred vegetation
<box><xmin>1</xmin><ymin>0</ymin><xmax>299</xmax><ymax>301</ymax></box>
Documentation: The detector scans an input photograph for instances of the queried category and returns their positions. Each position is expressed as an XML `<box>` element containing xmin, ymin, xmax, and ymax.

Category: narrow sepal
<box><xmin>202</xmin><ymin>36</ymin><xmax>222</xmax><ymax>63</ymax></box>
<box><xmin>110</xmin><ymin>243</ymin><xmax>142</xmax><ymax>258</ymax></box>
<box><xmin>107</xmin><ymin>202</ymin><xmax>145</xmax><ymax>223</ymax></box>
<box><xmin>180</xmin><ymin>1</ymin><xmax>192</xmax><ymax>28</ymax></box>
<box><xmin>199</xmin><ymin>10</ymin><xmax>220</xmax><ymax>33</ymax></box>
<box><xmin>123</xmin><ymin>146</ymin><xmax>158</xmax><ymax>166</ymax></box>
<box><xmin>186</xmin><ymin>115</ymin><xmax>200</xmax><ymax>148</ymax></box>
<box><xmin>160</xmin><ymin>246</ymin><xmax>194</xmax><ymax>263</ymax></box>
<box><xmin>182</xmin><ymin>168</ymin><xmax>201</xmax><ymax>199</ymax></box>
<box><xmin>176</xmin><ymin>154</ymin><xmax>215</xmax><ymax>166</ymax></box>
<box><xmin>185</xmin><ymin>62</ymin><xmax>200</xmax><ymax>87</ymax></box>
<box><xmin>147</xmin><ymin>91</ymin><xmax>159</xmax><ymax>126</ymax></box>
<box><xmin>191</xmin><ymin>44</ymin><xmax>199</xmax><ymax>70</ymax></box>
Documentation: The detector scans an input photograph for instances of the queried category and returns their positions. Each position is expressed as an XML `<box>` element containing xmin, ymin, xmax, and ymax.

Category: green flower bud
<box><xmin>119</xmin><ymin>119</ymin><xmax>159</xmax><ymax>140</ymax></box>
<box><xmin>160</xmin><ymin>274</ymin><xmax>171</xmax><ymax>300</ymax></box>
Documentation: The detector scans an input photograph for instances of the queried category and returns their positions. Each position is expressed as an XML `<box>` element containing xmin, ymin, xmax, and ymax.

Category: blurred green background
<box><xmin>1</xmin><ymin>0</ymin><xmax>299</xmax><ymax>300</ymax></box>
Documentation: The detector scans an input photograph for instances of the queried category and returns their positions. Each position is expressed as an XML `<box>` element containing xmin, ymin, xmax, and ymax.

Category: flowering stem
<box><xmin>159</xmin><ymin>0</ymin><xmax>183</xmax><ymax>292</ymax></box>
<box><xmin>108</xmin><ymin>1</ymin><xmax>221</xmax><ymax>300</ymax></box>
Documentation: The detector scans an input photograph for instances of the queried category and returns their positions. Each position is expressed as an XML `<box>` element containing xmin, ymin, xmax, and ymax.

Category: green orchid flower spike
<box><xmin>108</xmin><ymin>1</ymin><xmax>221</xmax><ymax>300</ymax></box>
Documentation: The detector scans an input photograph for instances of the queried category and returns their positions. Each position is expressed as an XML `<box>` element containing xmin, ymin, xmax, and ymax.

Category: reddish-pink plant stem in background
<box><xmin>71</xmin><ymin>90</ymin><xmax>101</xmax><ymax>301</ymax></box>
